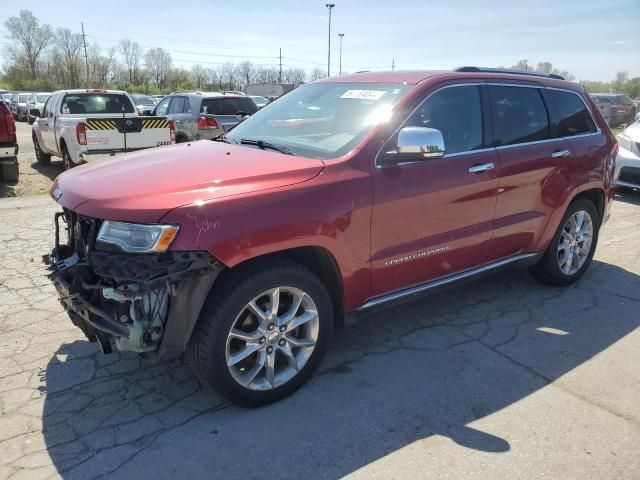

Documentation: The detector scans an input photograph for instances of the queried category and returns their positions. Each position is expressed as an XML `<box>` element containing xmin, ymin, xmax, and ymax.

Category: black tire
<box><xmin>61</xmin><ymin>144</ymin><xmax>73</xmax><ymax>170</ymax></box>
<box><xmin>33</xmin><ymin>134</ymin><xmax>51</xmax><ymax>165</ymax></box>
<box><xmin>187</xmin><ymin>258</ymin><xmax>333</xmax><ymax>407</ymax></box>
<box><xmin>530</xmin><ymin>198</ymin><xmax>599</xmax><ymax>286</ymax></box>
<box><xmin>0</xmin><ymin>159</ymin><xmax>19</xmax><ymax>182</ymax></box>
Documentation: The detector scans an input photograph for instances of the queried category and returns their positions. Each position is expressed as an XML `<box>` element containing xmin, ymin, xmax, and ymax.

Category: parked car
<box><xmin>151</xmin><ymin>91</ymin><xmax>258</xmax><ymax>142</ymax></box>
<box><xmin>130</xmin><ymin>94</ymin><xmax>158</xmax><ymax>116</ymax></box>
<box><xmin>0</xmin><ymin>100</ymin><xmax>18</xmax><ymax>182</ymax></box>
<box><xmin>590</xmin><ymin>93</ymin><xmax>637</xmax><ymax>127</ymax></box>
<box><xmin>32</xmin><ymin>89</ymin><xmax>175</xmax><ymax>169</ymax></box>
<box><xmin>48</xmin><ymin>68</ymin><xmax>616</xmax><ymax>406</ymax></box>
<box><xmin>26</xmin><ymin>92</ymin><xmax>52</xmax><ymax>124</ymax></box>
<box><xmin>2</xmin><ymin>93</ymin><xmax>13</xmax><ymax>105</ymax></box>
<box><xmin>615</xmin><ymin>119</ymin><xmax>640</xmax><ymax>190</ymax></box>
<box><xmin>10</xmin><ymin>92</ymin><xmax>32</xmax><ymax>121</ymax></box>
<box><xmin>249</xmin><ymin>95</ymin><xmax>270</xmax><ymax>108</ymax></box>
<box><xmin>591</xmin><ymin>95</ymin><xmax>613</xmax><ymax>125</ymax></box>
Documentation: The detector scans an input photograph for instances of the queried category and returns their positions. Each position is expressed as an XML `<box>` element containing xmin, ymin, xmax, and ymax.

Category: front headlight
<box><xmin>97</xmin><ymin>221</ymin><xmax>179</xmax><ymax>253</ymax></box>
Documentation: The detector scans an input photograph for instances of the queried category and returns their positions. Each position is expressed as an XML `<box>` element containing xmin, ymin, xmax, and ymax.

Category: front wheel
<box><xmin>530</xmin><ymin>199</ymin><xmax>599</xmax><ymax>286</ymax></box>
<box><xmin>187</xmin><ymin>259</ymin><xmax>333</xmax><ymax>407</ymax></box>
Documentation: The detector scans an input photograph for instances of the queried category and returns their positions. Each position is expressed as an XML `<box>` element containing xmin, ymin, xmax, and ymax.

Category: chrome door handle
<box><xmin>468</xmin><ymin>162</ymin><xmax>495</xmax><ymax>173</ymax></box>
<box><xmin>551</xmin><ymin>149</ymin><xmax>571</xmax><ymax>158</ymax></box>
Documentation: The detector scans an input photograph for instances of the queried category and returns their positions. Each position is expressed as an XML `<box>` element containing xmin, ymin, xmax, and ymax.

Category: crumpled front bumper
<box><xmin>48</xmin><ymin>210</ymin><xmax>224</xmax><ymax>357</ymax></box>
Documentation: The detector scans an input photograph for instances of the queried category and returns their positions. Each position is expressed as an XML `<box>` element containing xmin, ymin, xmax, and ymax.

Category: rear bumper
<box><xmin>79</xmin><ymin>147</ymin><xmax>148</xmax><ymax>162</ymax></box>
<box><xmin>0</xmin><ymin>143</ymin><xmax>18</xmax><ymax>159</ymax></box>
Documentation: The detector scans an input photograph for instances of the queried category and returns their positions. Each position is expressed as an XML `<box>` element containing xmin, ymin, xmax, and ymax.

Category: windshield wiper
<box><xmin>239</xmin><ymin>138</ymin><xmax>294</xmax><ymax>155</ymax></box>
<box><xmin>212</xmin><ymin>133</ymin><xmax>231</xmax><ymax>143</ymax></box>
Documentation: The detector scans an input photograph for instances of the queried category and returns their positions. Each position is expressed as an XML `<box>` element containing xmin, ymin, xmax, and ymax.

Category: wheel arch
<box><xmin>216</xmin><ymin>246</ymin><xmax>346</xmax><ymax>328</ymax></box>
<box><xmin>571</xmin><ymin>188</ymin><xmax>604</xmax><ymax>225</ymax></box>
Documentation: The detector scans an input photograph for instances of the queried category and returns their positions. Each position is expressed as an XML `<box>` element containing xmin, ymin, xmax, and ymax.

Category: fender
<box><xmin>161</xmin><ymin>162</ymin><xmax>374</xmax><ymax>311</ymax></box>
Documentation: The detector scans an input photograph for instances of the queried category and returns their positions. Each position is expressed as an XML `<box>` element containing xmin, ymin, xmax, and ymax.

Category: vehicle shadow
<box><xmin>40</xmin><ymin>260</ymin><xmax>640</xmax><ymax>478</ymax></box>
<box><xmin>0</xmin><ymin>180</ymin><xmax>18</xmax><ymax>197</ymax></box>
<box><xmin>614</xmin><ymin>187</ymin><xmax>640</xmax><ymax>206</ymax></box>
<box><xmin>30</xmin><ymin>160</ymin><xmax>64</xmax><ymax>182</ymax></box>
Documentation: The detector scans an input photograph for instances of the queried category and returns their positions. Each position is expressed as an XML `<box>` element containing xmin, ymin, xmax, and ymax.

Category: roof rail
<box><xmin>455</xmin><ymin>66</ymin><xmax>565</xmax><ymax>81</ymax></box>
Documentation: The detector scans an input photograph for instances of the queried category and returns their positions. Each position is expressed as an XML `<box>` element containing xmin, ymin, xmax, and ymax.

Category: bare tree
<box><xmin>308</xmin><ymin>66</ymin><xmax>326</xmax><ymax>81</ymax></box>
<box><xmin>119</xmin><ymin>39</ymin><xmax>141</xmax><ymax>85</ymax></box>
<box><xmin>237</xmin><ymin>61</ymin><xmax>255</xmax><ymax>87</ymax></box>
<box><xmin>53</xmin><ymin>28</ymin><xmax>84</xmax><ymax>87</ymax></box>
<box><xmin>283</xmin><ymin>67</ymin><xmax>306</xmax><ymax>84</ymax></box>
<box><xmin>4</xmin><ymin>10</ymin><xmax>52</xmax><ymax>79</ymax></box>
<box><xmin>191</xmin><ymin>64</ymin><xmax>207</xmax><ymax>89</ymax></box>
<box><xmin>144</xmin><ymin>48</ymin><xmax>172</xmax><ymax>89</ymax></box>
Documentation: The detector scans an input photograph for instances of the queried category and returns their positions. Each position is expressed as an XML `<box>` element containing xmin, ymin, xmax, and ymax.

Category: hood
<box><xmin>52</xmin><ymin>140</ymin><xmax>325</xmax><ymax>223</ymax></box>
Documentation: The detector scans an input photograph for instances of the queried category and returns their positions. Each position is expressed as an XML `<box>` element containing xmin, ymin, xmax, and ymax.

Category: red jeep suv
<box><xmin>49</xmin><ymin>68</ymin><xmax>617</xmax><ymax>406</ymax></box>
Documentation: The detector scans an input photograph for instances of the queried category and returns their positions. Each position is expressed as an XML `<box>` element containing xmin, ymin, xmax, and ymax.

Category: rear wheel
<box><xmin>33</xmin><ymin>134</ymin><xmax>51</xmax><ymax>165</ymax></box>
<box><xmin>187</xmin><ymin>259</ymin><xmax>333</xmax><ymax>407</ymax></box>
<box><xmin>530</xmin><ymin>199</ymin><xmax>599</xmax><ymax>286</ymax></box>
<box><xmin>61</xmin><ymin>144</ymin><xmax>74</xmax><ymax>170</ymax></box>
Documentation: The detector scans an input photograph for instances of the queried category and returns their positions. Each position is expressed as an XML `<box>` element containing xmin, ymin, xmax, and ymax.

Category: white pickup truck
<box><xmin>31</xmin><ymin>89</ymin><xmax>175</xmax><ymax>169</ymax></box>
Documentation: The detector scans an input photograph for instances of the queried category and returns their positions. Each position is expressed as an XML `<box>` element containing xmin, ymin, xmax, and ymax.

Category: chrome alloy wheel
<box><xmin>225</xmin><ymin>287</ymin><xmax>319</xmax><ymax>391</ymax></box>
<box><xmin>557</xmin><ymin>210</ymin><xmax>594</xmax><ymax>275</ymax></box>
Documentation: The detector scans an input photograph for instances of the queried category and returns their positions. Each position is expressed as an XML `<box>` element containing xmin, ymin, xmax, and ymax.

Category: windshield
<box><xmin>60</xmin><ymin>93</ymin><xmax>135</xmax><ymax>114</ymax></box>
<box><xmin>36</xmin><ymin>94</ymin><xmax>50</xmax><ymax>103</ymax></box>
<box><xmin>225</xmin><ymin>82</ymin><xmax>413</xmax><ymax>160</ymax></box>
<box><xmin>18</xmin><ymin>94</ymin><xmax>30</xmax><ymax>102</ymax></box>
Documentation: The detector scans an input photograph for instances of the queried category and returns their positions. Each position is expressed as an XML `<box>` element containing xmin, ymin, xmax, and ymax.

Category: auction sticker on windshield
<box><xmin>341</xmin><ymin>90</ymin><xmax>386</xmax><ymax>100</ymax></box>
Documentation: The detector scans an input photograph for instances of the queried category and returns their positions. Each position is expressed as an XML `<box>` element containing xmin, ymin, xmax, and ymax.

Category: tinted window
<box><xmin>201</xmin><ymin>97</ymin><xmax>258</xmax><ymax>115</ymax></box>
<box><xmin>405</xmin><ymin>85</ymin><xmax>483</xmax><ymax>155</ymax></box>
<box><xmin>618</xmin><ymin>95</ymin><xmax>634</xmax><ymax>106</ymax></box>
<box><xmin>489</xmin><ymin>86</ymin><xmax>549</xmax><ymax>146</ymax></box>
<box><xmin>154</xmin><ymin>97</ymin><xmax>171</xmax><ymax>115</ymax></box>
<box><xmin>168</xmin><ymin>97</ymin><xmax>186</xmax><ymax>114</ymax></box>
<box><xmin>545</xmin><ymin>90</ymin><xmax>596</xmax><ymax>137</ymax></box>
<box><xmin>60</xmin><ymin>93</ymin><xmax>134</xmax><ymax>114</ymax></box>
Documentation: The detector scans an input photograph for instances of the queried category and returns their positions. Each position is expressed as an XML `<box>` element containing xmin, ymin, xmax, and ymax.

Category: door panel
<box><xmin>370</xmin><ymin>151</ymin><xmax>499</xmax><ymax>296</ymax></box>
<box><xmin>487</xmin><ymin>84</ymin><xmax>568</xmax><ymax>260</ymax></box>
<box><xmin>370</xmin><ymin>84</ymin><xmax>498</xmax><ymax>298</ymax></box>
<box><xmin>490</xmin><ymin>139</ymin><xmax>572</xmax><ymax>260</ymax></box>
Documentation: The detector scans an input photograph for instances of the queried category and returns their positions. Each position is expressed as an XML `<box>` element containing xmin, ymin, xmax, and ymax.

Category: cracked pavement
<box><xmin>0</xmin><ymin>192</ymin><xmax>639</xmax><ymax>479</ymax></box>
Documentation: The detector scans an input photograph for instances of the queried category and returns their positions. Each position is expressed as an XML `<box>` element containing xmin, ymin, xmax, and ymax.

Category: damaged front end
<box><xmin>48</xmin><ymin>209</ymin><xmax>223</xmax><ymax>358</ymax></box>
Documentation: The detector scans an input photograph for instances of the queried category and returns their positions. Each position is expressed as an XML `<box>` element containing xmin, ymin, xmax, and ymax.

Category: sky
<box><xmin>2</xmin><ymin>0</ymin><xmax>639</xmax><ymax>82</ymax></box>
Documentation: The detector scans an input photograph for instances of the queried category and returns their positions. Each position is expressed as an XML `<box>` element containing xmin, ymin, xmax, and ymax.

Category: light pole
<box><xmin>338</xmin><ymin>33</ymin><xmax>344</xmax><ymax>75</ymax></box>
<box><xmin>326</xmin><ymin>3</ymin><xmax>335</xmax><ymax>77</ymax></box>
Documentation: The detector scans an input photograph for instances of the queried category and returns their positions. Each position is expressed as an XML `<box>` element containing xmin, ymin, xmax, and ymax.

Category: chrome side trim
<box><xmin>358</xmin><ymin>253</ymin><xmax>538</xmax><ymax>310</ymax></box>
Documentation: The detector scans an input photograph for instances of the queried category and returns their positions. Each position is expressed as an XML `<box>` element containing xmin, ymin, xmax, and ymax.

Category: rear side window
<box><xmin>60</xmin><ymin>93</ymin><xmax>134</xmax><ymax>114</ymax></box>
<box><xmin>405</xmin><ymin>85</ymin><xmax>483</xmax><ymax>155</ymax></box>
<box><xmin>201</xmin><ymin>97</ymin><xmax>258</xmax><ymax>115</ymax></box>
<box><xmin>489</xmin><ymin>86</ymin><xmax>550</xmax><ymax>146</ymax></box>
<box><xmin>168</xmin><ymin>97</ymin><xmax>187</xmax><ymax>114</ymax></box>
<box><xmin>545</xmin><ymin>90</ymin><xmax>596</xmax><ymax>137</ymax></box>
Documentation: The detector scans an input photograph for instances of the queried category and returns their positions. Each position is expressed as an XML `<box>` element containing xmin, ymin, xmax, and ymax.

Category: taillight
<box><xmin>5</xmin><ymin>113</ymin><xmax>15</xmax><ymax>135</ymax></box>
<box><xmin>76</xmin><ymin>122</ymin><xmax>87</xmax><ymax>145</ymax></box>
<box><xmin>617</xmin><ymin>106</ymin><xmax>629</xmax><ymax>113</ymax></box>
<box><xmin>168</xmin><ymin>120</ymin><xmax>176</xmax><ymax>142</ymax></box>
<box><xmin>197</xmin><ymin>116</ymin><xmax>219</xmax><ymax>130</ymax></box>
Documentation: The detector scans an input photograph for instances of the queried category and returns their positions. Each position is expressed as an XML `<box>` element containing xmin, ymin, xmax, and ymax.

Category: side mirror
<box><xmin>635</xmin><ymin>112</ymin><xmax>640</xmax><ymax>122</ymax></box>
<box><xmin>143</xmin><ymin>109</ymin><xmax>154</xmax><ymax>116</ymax></box>
<box><xmin>397</xmin><ymin>126</ymin><xmax>445</xmax><ymax>158</ymax></box>
<box><xmin>379</xmin><ymin>126</ymin><xmax>445</xmax><ymax>167</ymax></box>
<box><xmin>30</xmin><ymin>108</ymin><xmax>40</xmax><ymax>117</ymax></box>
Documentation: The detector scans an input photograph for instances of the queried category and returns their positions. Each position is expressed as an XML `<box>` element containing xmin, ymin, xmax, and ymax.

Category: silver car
<box><xmin>615</xmin><ymin>120</ymin><xmax>640</xmax><ymax>190</ymax></box>
<box><xmin>26</xmin><ymin>92</ymin><xmax>52</xmax><ymax>124</ymax></box>
<box><xmin>152</xmin><ymin>91</ymin><xmax>258</xmax><ymax>142</ymax></box>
